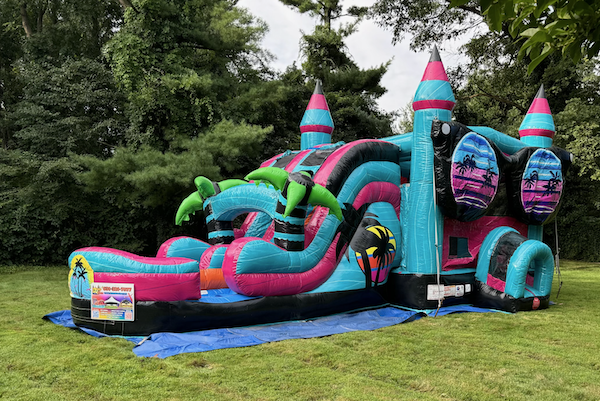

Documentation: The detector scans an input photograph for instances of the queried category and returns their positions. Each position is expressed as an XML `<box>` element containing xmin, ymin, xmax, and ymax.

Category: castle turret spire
<box><xmin>300</xmin><ymin>80</ymin><xmax>334</xmax><ymax>150</ymax></box>
<box><xmin>519</xmin><ymin>84</ymin><xmax>555</xmax><ymax>148</ymax></box>
<box><xmin>412</xmin><ymin>45</ymin><xmax>456</xmax><ymax>112</ymax></box>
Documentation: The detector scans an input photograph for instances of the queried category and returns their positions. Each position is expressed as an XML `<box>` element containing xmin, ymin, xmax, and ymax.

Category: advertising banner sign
<box><xmin>91</xmin><ymin>283</ymin><xmax>135</xmax><ymax>321</ymax></box>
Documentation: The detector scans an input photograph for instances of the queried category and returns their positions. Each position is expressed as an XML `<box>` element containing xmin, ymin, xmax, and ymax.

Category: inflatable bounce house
<box><xmin>68</xmin><ymin>47</ymin><xmax>573</xmax><ymax>336</ymax></box>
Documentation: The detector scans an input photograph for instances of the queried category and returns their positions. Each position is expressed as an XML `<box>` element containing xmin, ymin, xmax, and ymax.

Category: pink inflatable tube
<box><xmin>69</xmin><ymin>247</ymin><xmax>201</xmax><ymax>301</ymax></box>
<box><xmin>223</xmin><ymin>233</ymin><xmax>345</xmax><ymax>296</ymax></box>
<box><xmin>304</xmin><ymin>181</ymin><xmax>400</xmax><ymax>247</ymax></box>
<box><xmin>313</xmin><ymin>139</ymin><xmax>388</xmax><ymax>187</ymax></box>
<box><xmin>222</xmin><ymin>183</ymin><xmax>399</xmax><ymax>297</ymax></box>
<box><xmin>353</xmin><ymin>181</ymin><xmax>400</xmax><ymax>216</ymax></box>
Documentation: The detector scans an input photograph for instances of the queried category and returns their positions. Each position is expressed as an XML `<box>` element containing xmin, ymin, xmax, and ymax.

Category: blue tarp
<box><xmin>43</xmin><ymin>304</ymin><xmax>497</xmax><ymax>358</ymax></box>
<box><xmin>43</xmin><ymin>310</ymin><xmax>146</xmax><ymax>344</ymax></box>
<box><xmin>198</xmin><ymin>288</ymin><xmax>258</xmax><ymax>303</ymax></box>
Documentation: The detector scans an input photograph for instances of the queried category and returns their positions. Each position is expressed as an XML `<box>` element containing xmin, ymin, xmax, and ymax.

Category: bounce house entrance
<box><xmin>476</xmin><ymin>227</ymin><xmax>555</xmax><ymax>312</ymax></box>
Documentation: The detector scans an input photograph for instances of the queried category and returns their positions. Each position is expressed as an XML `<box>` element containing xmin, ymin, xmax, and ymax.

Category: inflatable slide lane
<box><xmin>68</xmin><ymin>137</ymin><xmax>405</xmax><ymax>335</ymax></box>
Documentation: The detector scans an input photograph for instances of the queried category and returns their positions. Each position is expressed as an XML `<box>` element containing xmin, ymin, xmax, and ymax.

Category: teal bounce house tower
<box><xmin>67</xmin><ymin>47</ymin><xmax>572</xmax><ymax>335</ymax></box>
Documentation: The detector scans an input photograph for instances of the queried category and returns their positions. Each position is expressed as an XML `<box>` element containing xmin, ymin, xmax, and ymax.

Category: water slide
<box><xmin>68</xmin><ymin>139</ymin><xmax>408</xmax><ymax>334</ymax></box>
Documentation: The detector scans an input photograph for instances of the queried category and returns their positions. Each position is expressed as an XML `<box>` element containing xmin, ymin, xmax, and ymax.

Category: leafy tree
<box><xmin>0</xmin><ymin>0</ymin><xmax>133</xmax><ymax>264</ymax></box>
<box><xmin>104</xmin><ymin>0</ymin><xmax>271</xmax><ymax>151</ymax></box>
<box><xmin>77</xmin><ymin>120</ymin><xmax>271</xmax><ymax>209</ymax></box>
<box><xmin>0</xmin><ymin>1</ymin><xmax>24</xmax><ymax>150</ymax></box>
<box><xmin>224</xmin><ymin>64</ymin><xmax>311</xmax><ymax>158</ymax></box>
<box><xmin>450</xmin><ymin>0</ymin><xmax>600</xmax><ymax>72</ymax></box>
<box><xmin>7</xmin><ymin>59</ymin><xmax>127</xmax><ymax>157</ymax></box>
<box><xmin>2</xmin><ymin>0</ymin><xmax>124</xmax><ymax>150</ymax></box>
<box><xmin>370</xmin><ymin>0</ymin><xmax>484</xmax><ymax>51</ymax></box>
<box><xmin>0</xmin><ymin>151</ymin><xmax>81</xmax><ymax>264</ymax></box>
<box><xmin>556</xmin><ymin>98</ymin><xmax>600</xmax><ymax>181</ymax></box>
<box><xmin>10</xmin><ymin>0</ymin><xmax>123</xmax><ymax>61</ymax></box>
<box><xmin>0</xmin><ymin>0</ymin><xmax>282</xmax><ymax>263</ymax></box>
<box><xmin>280</xmin><ymin>0</ymin><xmax>394</xmax><ymax>143</ymax></box>
<box><xmin>0</xmin><ymin>146</ymin><xmax>183</xmax><ymax>264</ymax></box>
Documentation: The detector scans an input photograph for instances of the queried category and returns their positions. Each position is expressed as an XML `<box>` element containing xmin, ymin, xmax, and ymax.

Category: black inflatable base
<box><xmin>383</xmin><ymin>272</ymin><xmax>477</xmax><ymax>310</ymax></box>
<box><xmin>71</xmin><ymin>288</ymin><xmax>389</xmax><ymax>336</ymax></box>
<box><xmin>71</xmin><ymin>278</ymin><xmax>551</xmax><ymax>335</ymax></box>
<box><xmin>473</xmin><ymin>280</ymin><xmax>550</xmax><ymax>313</ymax></box>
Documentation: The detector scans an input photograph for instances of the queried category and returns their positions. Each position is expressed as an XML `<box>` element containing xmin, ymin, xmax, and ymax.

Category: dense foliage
<box><xmin>0</xmin><ymin>0</ymin><xmax>597</xmax><ymax>264</ymax></box>
<box><xmin>0</xmin><ymin>0</ymin><xmax>391</xmax><ymax>264</ymax></box>
<box><xmin>0</xmin><ymin>0</ymin><xmax>281</xmax><ymax>263</ymax></box>
<box><xmin>450</xmin><ymin>0</ymin><xmax>600</xmax><ymax>73</ymax></box>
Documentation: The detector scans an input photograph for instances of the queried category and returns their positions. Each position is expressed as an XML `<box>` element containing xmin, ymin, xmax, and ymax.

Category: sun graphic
<box><xmin>68</xmin><ymin>255</ymin><xmax>94</xmax><ymax>299</ymax></box>
<box><xmin>354</xmin><ymin>226</ymin><xmax>396</xmax><ymax>285</ymax></box>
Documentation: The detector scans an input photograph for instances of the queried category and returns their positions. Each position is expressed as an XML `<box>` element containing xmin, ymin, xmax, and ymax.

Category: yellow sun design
<box><xmin>68</xmin><ymin>255</ymin><xmax>94</xmax><ymax>298</ymax></box>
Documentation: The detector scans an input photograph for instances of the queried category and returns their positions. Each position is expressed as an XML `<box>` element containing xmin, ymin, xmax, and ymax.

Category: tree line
<box><xmin>0</xmin><ymin>0</ymin><xmax>598</xmax><ymax>265</ymax></box>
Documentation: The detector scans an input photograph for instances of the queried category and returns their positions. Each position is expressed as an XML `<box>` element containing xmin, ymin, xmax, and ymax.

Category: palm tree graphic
<box><xmin>482</xmin><ymin>166</ymin><xmax>497</xmax><ymax>188</ymax></box>
<box><xmin>543</xmin><ymin>171</ymin><xmax>562</xmax><ymax>196</ymax></box>
<box><xmin>455</xmin><ymin>154</ymin><xmax>477</xmax><ymax>175</ymax></box>
<box><xmin>524</xmin><ymin>170</ymin><xmax>539</xmax><ymax>189</ymax></box>
<box><xmin>371</xmin><ymin>227</ymin><xmax>396</xmax><ymax>285</ymax></box>
<box><xmin>356</xmin><ymin>226</ymin><xmax>396</xmax><ymax>287</ymax></box>
<box><xmin>71</xmin><ymin>258</ymin><xmax>88</xmax><ymax>298</ymax></box>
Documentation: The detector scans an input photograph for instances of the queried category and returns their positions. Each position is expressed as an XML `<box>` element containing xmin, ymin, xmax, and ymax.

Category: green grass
<box><xmin>1</xmin><ymin>261</ymin><xmax>599</xmax><ymax>401</ymax></box>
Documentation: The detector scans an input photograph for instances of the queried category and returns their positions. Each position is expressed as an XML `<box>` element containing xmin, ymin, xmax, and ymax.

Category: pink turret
<box><xmin>519</xmin><ymin>84</ymin><xmax>555</xmax><ymax>148</ymax></box>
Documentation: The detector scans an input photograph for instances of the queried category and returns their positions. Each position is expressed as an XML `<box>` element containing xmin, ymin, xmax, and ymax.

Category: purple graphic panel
<box><xmin>450</xmin><ymin>133</ymin><xmax>500</xmax><ymax>212</ymax></box>
<box><xmin>520</xmin><ymin>149</ymin><xmax>563</xmax><ymax>223</ymax></box>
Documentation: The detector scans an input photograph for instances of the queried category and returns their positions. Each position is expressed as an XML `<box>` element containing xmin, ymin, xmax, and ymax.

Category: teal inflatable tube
<box><xmin>204</xmin><ymin>184</ymin><xmax>278</xmax><ymax>222</ymax></box>
<box><xmin>505</xmin><ymin>240</ymin><xmax>554</xmax><ymax>298</ymax></box>
<box><xmin>476</xmin><ymin>226</ymin><xmax>554</xmax><ymax>299</ymax></box>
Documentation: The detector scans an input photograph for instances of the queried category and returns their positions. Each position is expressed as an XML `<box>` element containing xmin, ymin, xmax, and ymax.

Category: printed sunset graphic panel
<box><xmin>521</xmin><ymin>149</ymin><xmax>563</xmax><ymax>223</ymax></box>
<box><xmin>450</xmin><ymin>133</ymin><xmax>500</xmax><ymax>218</ymax></box>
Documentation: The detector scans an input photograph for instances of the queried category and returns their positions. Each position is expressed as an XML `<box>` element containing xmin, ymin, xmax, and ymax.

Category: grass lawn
<box><xmin>1</xmin><ymin>261</ymin><xmax>599</xmax><ymax>401</ymax></box>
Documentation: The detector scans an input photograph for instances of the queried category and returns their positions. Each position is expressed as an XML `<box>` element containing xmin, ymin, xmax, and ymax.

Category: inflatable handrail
<box><xmin>204</xmin><ymin>184</ymin><xmax>279</xmax><ymax>222</ymax></box>
<box><xmin>505</xmin><ymin>240</ymin><xmax>554</xmax><ymax>298</ymax></box>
